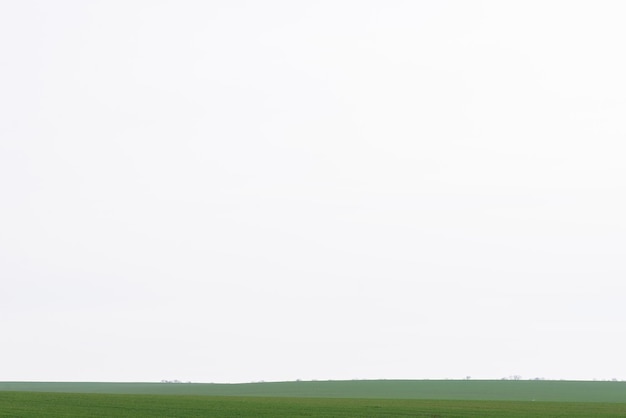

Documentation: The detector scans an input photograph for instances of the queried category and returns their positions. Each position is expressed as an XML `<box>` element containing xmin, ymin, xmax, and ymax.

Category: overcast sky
<box><xmin>2</xmin><ymin>0</ymin><xmax>625</xmax><ymax>383</ymax></box>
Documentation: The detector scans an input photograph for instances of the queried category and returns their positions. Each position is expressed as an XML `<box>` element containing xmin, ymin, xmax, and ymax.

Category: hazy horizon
<box><xmin>2</xmin><ymin>0</ymin><xmax>625</xmax><ymax>383</ymax></box>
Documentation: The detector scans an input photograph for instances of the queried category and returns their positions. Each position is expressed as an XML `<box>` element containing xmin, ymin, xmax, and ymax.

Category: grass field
<box><xmin>3</xmin><ymin>380</ymin><xmax>626</xmax><ymax>417</ymax></box>
<box><xmin>2</xmin><ymin>380</ymin><xmax>626</xmax><ymax>402</ymax></box>
<box><xmin>2</xmin><ymin>391</ymin><xmax>626</xmax><ymax>418</ymax></box>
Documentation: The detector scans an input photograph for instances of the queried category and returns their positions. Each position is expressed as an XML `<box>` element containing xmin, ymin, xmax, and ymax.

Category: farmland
<box><xmin>2</xmin><ymin>391</ymin><xmax>626</xmax><ymax>417</ymax></box>
<box><xmin>2</xmin><ymin>380</ymin><xmax>626</xmax><ymax>417</ymax></box>
<box><xmin>2</xmin><ymin>380</ymin><xmax>626</xmax><ymax>402</ymax></box>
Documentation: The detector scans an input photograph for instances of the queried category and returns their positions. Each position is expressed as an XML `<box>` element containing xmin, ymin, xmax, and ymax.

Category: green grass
<box><xmin>3</xmin><ymin>380</ymin><xmax>626</xmax><ymax>417</ymax></box>
<box><xmin>2</xmin><ymin>392</ymin><xmax>626</xmax><ymax>418</ymax></box>
<box><xmin>2</xmin><ymin>380</ymin><xmax>626</xmax><ymax>403</ymax></box>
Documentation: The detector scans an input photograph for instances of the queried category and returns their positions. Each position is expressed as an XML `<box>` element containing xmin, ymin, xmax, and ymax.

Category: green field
<box><xmin>2</xmin><ymin>380</ymin><xmax>626</xmax><ymax>417</ymax></box>
<box><xmin>2</xmin><ymin>392</ymin><xmax>626</xmax><ymax>418</ymax></box>
<box><xmin>2</xmin><ymin>380</ymin><xmax>626</xmax><ymax>402</ymax></box>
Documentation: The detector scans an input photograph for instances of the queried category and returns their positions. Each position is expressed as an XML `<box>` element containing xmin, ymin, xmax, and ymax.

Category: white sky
<box><xmin>1</xmin><ymin>0</ymin><xmax>625</xmax><ymax>383</ymax></box>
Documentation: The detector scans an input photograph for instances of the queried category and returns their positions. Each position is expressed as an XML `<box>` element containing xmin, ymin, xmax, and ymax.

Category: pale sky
<box><xmin>1</xmin><ymin>0</ymin><xmax>625</xmax><ymax>383</ymax></box>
